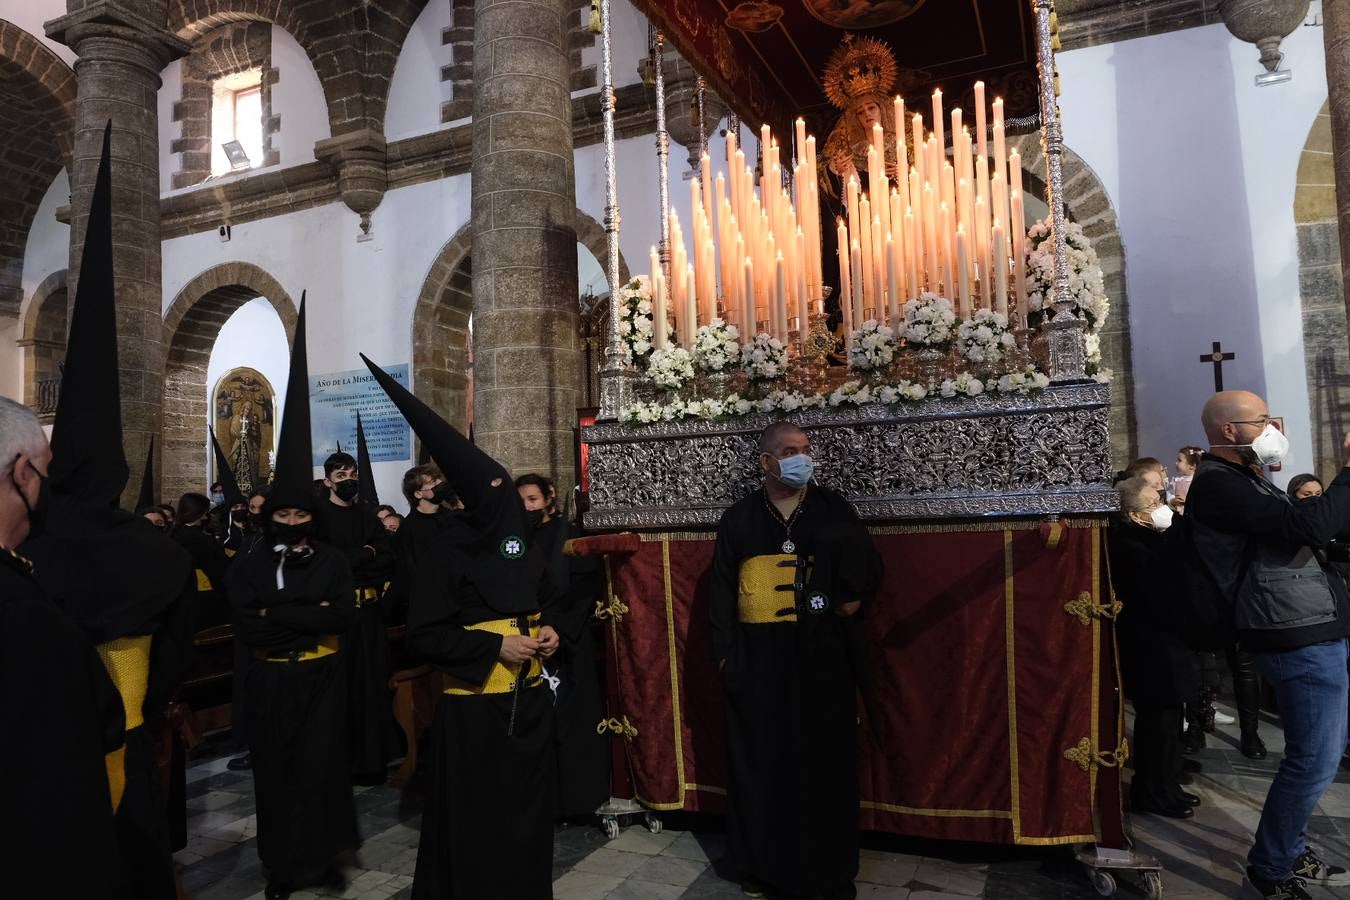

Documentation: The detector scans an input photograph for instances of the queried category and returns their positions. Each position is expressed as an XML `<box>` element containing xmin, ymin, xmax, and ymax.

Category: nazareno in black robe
<box><xmin>409</xmin><ymin>534</ymin><xmax>559</xmax><ymax>900</ymax></box>
<box><xmin>709</xmin><ymin>485</ymin><xmax>881</xmax><ymax>900</ymax></box>
<box><xmin>228</xmin><ymin>539</ymin><xmax>360</xmax><ymax>890</ymax></box>
<box><xmin>0</xmin><ymin>548</ymin><xmax>127</xmax><ymax>899</ymax></box>
<box><xmin>23</xmin><ymin>498</ymin><xmax>197</xmax><ymax>900</ymax></box>
<box><xmin>534</xmin><ymin>515</ymin><xmax>610</xmax><ymax>818</ymax></box>
<box><xmin>316</xmin><ymin>500</ymin><xmax>396</xmax><ymax>781</ymax></box>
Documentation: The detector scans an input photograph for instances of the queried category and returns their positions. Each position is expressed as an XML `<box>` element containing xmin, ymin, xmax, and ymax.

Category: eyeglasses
<box><xmin>1229</xmin><ymin>417</ymin><xmax>1273</xmax><ymax>428</ymax></box>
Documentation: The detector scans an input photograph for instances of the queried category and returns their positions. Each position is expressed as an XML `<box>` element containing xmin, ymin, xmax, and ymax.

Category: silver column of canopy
<box><xmin>653</xmin><ymin>26</ymin><xmax>671</xmax><ymax>287</ymax></box>
<box><xmin>1034</xmin><ymin>0</ymin><xmax>1086</xmax><ymax>382</ymax></box>
<box><xmin>596</xmin><ymin>0</ymin><xmax>636</xmax><ymax>421</ymax></box>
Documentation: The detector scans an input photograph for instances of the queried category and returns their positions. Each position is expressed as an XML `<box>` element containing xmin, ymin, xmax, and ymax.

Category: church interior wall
<box><xmin>19</xmin><ymin>170</ymin><xmax>70</xmax><ymax>318</ymax></box>
<box><xmin>1059</xmin><ymin>16</ymin><xmax>1326</xmax><ymax>483</ymax></box>
<box><xmin>1</xmin><ymin>0</ymin><xmax>73</xmax><ymax>66</ymax></box>
<box><xmin>385</xmin><ymin>0</ymin><xmax>456</xmax><ymax>141</ymax></box>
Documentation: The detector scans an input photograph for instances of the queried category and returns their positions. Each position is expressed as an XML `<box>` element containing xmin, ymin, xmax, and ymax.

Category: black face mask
<box><xmin>230</xmin><ymin>509</ymin><xmax>248</xmax><ymax>523</ymax></box>
<box><xmin>14</xmin><ymin>469</ymin><xmax>49</xmax><ymax>543</ymax></box>
<box><xmin>333</xmin><ymin>480</ymin><xmax>360</xmax><ymax>503</ymax></box>
<box><xmin>248</xmin><ymin>512</ymin><xmax>266</xmax><ymax>528</ymax></box>
<box><xmin>270</xmin><ymin>521</ymin><xmax>312</xmax><ymax>547</ymax></box>
<box><xmin>430</xmin><ymin>482</ymin><xmax>456</xmax><ymax>506</ymax></box>
<box><xmin>525</xmin><ymin>508</ymin><xmax>547</xmax><ymax>529</ymax></box>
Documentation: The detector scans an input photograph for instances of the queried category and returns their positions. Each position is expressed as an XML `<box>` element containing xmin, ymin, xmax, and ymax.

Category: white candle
<box><xmin>886</xmin><ymin>233</ymin><xmax>899</xmax><ymax>323</ymax></box>
<box><xmin>774</xmin><ymin>252</ymin><xmax>787</xmax><ymax>340</ymax></box>
<box><xmin>743</xmin><ymin>257</ymin><xmax>756</xmax><ymax>336</ymax></box>
<box><xmin>912</xmin><ymin>114</ymin><xmax>926</xmax><ymax>187</ymax></box>
<box><xmin>903</xmin><ymin>208</ymin><xmax>918</xmax><ymax>300</ymax></box>
<box><xmin>992</xmin><ymin>218</ymin><xmax>1009</xmax><ymax>317</ymax></box>
<box><xmin>859</xmin><ymin>195</ymin><xmax>874</xmax><ymax>310</ymax></box>
<box><xmin>1010</xmin><ymin>190</ymin><xmax>1027</xmax><ymax>321</ymax></box>
<box><xmin>849</xmin><ymin>241</ymin><xmax>864</xmax><ymax>336</ymax></box>
<box><xmin>837</xmin><ymin>219</ymin><xmax>851</xmax><ymax>320</ymax></box>
<box><xmin>686</xmin><ymin>262</ymin><xmax>698</xmax><ymax>346</ymax></box>
<box><xmin>932</xmin><ymin>89</ymin><xmax>945</xmax><ymax>164</ymax></box>
<box><xmin>794</xmin><ymin>227</ymin><xmax>808</xmax><ymax>327</ymax></box>
<box><xmin>955</xmin><ymin>224</ymin><xmax>971</xmax><ymax>318</ymax></box>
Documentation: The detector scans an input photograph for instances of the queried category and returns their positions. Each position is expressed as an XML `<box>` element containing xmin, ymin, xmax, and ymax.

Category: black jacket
<box><xmin>1187</xmin><ymin>454</ymin><xmax>1350</xmax><ymax>651</ymax></box>
<box><xmin>1107</xmin><ymin>519</ymin><xmax>1199</xmax><ymax>705</ymax></box>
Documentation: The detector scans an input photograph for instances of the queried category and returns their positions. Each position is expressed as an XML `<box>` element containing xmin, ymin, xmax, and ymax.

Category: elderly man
<box><xmin>710</xmin><ymin>420</ymin><xmax>881</xmax><ymax>900</ymax></box>
<box><xmin>1188</xmin><ymin>390</ymin><xmax>1350</xmax><ymax>900</ymax></box>
<box><xmin>0</xmin><ymin>396</ymin><xmax>125</xmax><ymax>898</ymax></box>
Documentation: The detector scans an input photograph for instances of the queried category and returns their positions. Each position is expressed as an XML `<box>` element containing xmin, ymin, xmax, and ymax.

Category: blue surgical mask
<box><xmin>776</xmin><ymin>454</ymin><xmax>814</xmax><ymax>489</ymax></box>
<box><xmin>210</xmin><ymin>492</ymin><xmax>225</xmax><ymax>506</ymax></box>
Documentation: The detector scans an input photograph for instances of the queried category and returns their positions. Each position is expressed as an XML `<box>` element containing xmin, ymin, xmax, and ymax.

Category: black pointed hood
<box><xmin>209</xmin><ymin>427</ymin><xmax>245</xmax><ymax>507</ymax></box>
<box><xmin>49</xmin><ymin>123</ymin><xmax>127</xmax><ymax>507</ymax></box>
<box><xmin>355</xmin><ymin>411</ymin><xmax>379</xmax><ymax>510</ymax></box>
<box><xmin>359</xmin><ymin>353</ymin><xmax>544</xmax><ymax>614</ymax></box>
<box><xmin>266</xmin><ymin>293</ymin><xmax>316</xmax><ymax>514</ymax></box>
<box><xmin>135</xmin><ymin>436</ymin><xmax>156</xmax><ymax>511</ymax></box>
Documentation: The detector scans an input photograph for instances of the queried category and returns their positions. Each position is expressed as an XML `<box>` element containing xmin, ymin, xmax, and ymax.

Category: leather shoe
<box><xmin>227</xmin><ymin>754</ymin><xmax>252</xmax><ymax>771</ymax></box>
<box><xmin>1131</xmin><ymin>797</ymin><xmax>1194</xmax><ymax>819</ymax></box>
<box><xmin>1177</xmin><ymin>790</ymin><xmax>1201</xmax><ymax>806</ymax></box>
<box><xmin>1242</xmin><ymin>734</ymin><xmax>1268</xmax><ymax>760</ymax></box>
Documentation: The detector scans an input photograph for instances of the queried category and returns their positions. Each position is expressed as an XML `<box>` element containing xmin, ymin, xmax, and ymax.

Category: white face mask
<box><xmin>1149</xmin><ymin>505</ymin><xmax>1174</xmax><ymax>532</ymax></box>
<box><xmin>1249</xmin><ymin>423</ymin><xmax>1290</xmax><ymax>467</ymax></box>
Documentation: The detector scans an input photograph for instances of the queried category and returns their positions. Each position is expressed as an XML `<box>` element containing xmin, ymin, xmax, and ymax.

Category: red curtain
<box><xmin>598</xmin><ymin>519</ymin><xmax>1123</xmax><ymax>845</ymax></box>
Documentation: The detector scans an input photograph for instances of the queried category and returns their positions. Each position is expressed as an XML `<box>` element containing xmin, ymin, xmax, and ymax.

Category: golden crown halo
<box><xmin>822</xmin><ymin>34</ymin><xmax>898</xmax><ymax>109</ymax></box>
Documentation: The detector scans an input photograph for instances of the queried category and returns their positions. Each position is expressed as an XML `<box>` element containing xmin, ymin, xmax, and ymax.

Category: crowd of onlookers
<box><xmin>1109</xmin><ymin>390</ymin><xmax>1350</xmax><ymax>900</ymax></box>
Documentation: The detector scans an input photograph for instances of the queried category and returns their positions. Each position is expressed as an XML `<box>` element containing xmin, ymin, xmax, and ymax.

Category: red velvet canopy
<box><xmin>629</xmin><ymin>0</ymin><xmax>1040</xmax><ymax>135</ymax></box>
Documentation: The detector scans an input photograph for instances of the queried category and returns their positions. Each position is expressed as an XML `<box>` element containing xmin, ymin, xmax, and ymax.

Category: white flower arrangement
<box><xmin>829</xmin><ymin>379</ymin><xmax>926</xmax><ymax>407</ymax></box>
<box><xmin>848</xmin><ymin>319</ymin><xmax>899</xmax><ymax>371</ymax></box>
<box><xmin>990</xmin><ymin>367</ymin><xmax>1051</xmax><ymax>395</ymax></box>
<box><xmin>900</xmin><ymin>293</ymin><xmax>958</xmax><ymax>349</ymax></box>
<box><xmin>940</xmin><ymin>372</ymin><xmax>986</xmax><ymax>399</ymax></box>
<box><xmin>740</xmin><ymin>333</ymin><xmax>789</xmax><ymax>382</ymax></box>
<box><xmin>647</xmin><ymin>346</ymin><xmax>694</xmax><ymax>390</ymax></box>
<box><xmin>955</xmin><ymin>308</ymin><xmax>1017</xmax><ymax>371</ymax></box>
<box><xmin>691</xmin><ymin>318</ymin><xmax>742</xmax><ymax>374</ymax></box>
<box><xmin>1092</xmin><ymin>367</ymin><xmax>1114</xmax><ymax>384</ymax></box>
<box><xmin>616</xmin><ymin>276</ymin><xmax>657</xmax><ymax>369</ymax></box>
<box><xmin>1024</xmin><ymin>217</ymin><xmax>1109</xmax><ymax>330</ymax></box>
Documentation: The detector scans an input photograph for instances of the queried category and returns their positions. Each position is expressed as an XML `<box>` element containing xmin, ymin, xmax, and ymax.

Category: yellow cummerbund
<box><xmin>196</xmin><ymin>569</ymin><xmax>214</xmax><ymax>592</ymax></box>
<box><xmin>259</xmin><ymin>633</ymin><xmax>340</xmax><ymax>663</ymax></box>
<box><xmin>355</xmin><ymin>586</ymin><xmax>381</xmax><ymax>607</ymax></box>
<box><xmin>738</xmin><ymin>554</ymin><xmax>800</xmax><ymax>624</ymax></box>
<box><xmin>444</xmin><ymin>613</ymin><xmax>543</xmax><ymax>696</ymax></box>
<box><xmin>96</xmin><ymin>635</ymin><xmax>153</xmax><ymax>732</ymax></box>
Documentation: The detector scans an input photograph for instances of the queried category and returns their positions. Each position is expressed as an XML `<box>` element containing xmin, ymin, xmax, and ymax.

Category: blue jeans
<box><xmin>1248</xmin><ymin>639</ymin><xmax>1349</xmax><ymax>882</ymax></box>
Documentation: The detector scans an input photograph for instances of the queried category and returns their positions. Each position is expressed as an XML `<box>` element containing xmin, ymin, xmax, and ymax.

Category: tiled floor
<box><xmin>176</xmin><ymin>706</ymin><xmax>1350</xmax><ymax>899</ymax></box>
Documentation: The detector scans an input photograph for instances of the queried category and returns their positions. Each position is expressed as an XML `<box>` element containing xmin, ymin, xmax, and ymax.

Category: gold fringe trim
<box><xmin>597</xmin><ymin>716</ymin><xmax>639</xmax><ymax>739</ymax></box>
<box><xmin>1063</xmin><ymin>736</ymin><xmax>1130</xmax><ymax>772</ymax></box>
<box><xmin>638</xmin><ymin>518</ymin><xmax>1109</xmax><ymax>542</ymax></box>
<box><xmin>1063</xmin><ymin>591</ymin><xmax>1122</xmax><ymax>626</ymax></box>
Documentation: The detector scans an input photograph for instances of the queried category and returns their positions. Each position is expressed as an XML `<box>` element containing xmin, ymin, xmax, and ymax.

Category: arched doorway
<box><xmin>1013</xmin><ymin>134</ymin><xmax>1136</xmax><ymax>465</ymax></box>
<box><xmin>162</xmin><ymin>263</ymin><xmax>296</xmax><ymax>501</ymax></box>
<box><xmin>411</xmin><ymin>211</ymin><xmax>628</xmax><ymax>440</ymax></box>
<box><xmin>1294</xmin><ymin>100</ymin><xmax>1349</xmax><ymax>480</ymax></box>
<box><xmin>19</xmin><ymin>269</ymin><xmax>67</xmax><ymax>420</ymax></box>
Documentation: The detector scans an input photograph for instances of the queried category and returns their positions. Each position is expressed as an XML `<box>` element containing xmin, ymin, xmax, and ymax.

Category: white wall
<box><xmin>158</xmin><ymin>59</ymin><xmax>184</xmax><ymax>195</ymax></box>
<box><xmin>269</xmin><ymin>25</ymin><xmax>330</xmax><ymax>168</ymax></box>
<box><xmin>575</xmin><ymin>0</ymin><xmax>646</xmax><ymax>97</ymax></box>
<box><xmin>1059</xmin><ymin>12</ymin><xmax>1326</xmax><ymax>483</ymax></box>
<box><xmin>386</xmin><ymin>0</ymin><xmax>453</xmax><ymax>139</ymax></box>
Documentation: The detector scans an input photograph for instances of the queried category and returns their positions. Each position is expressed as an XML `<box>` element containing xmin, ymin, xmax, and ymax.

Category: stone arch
<box><xmin>167</xmin><ymin>0</ymin><xmax>426</xmax><ymax>137</ymax></box>
<box><xmin>1013</xmin><ymin>133</ymin><xmax>1137</xmax><ymax>466</ymax></box>
<box><xmin>0</xmin><ymin>20</ymin><xmax>76</xmax><ymax>316</ymax></box>
<box><xmin>18</xmin><ymin>269</ymin><xmax>68</xmax><ymax>419</ymax></box>
<box><xmin>1294</xmin><ymin>100</ymin><xmax>1349</xmax><ymax>480</ymax></box>
<box><xmin>162</xmin><ymin>262</ymin><xmax>296</xmax><ymax>501</ymax></box>
<box><xmin>411</xmin><ymin>210</ymin><xmax>628</xmax><ymax>435</ymax></box>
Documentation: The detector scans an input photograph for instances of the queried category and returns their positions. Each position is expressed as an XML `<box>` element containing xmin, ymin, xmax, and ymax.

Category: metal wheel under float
<box><xmin>1089</xmin><ymin>869</ymin><xmax>1117</xmax><ymax>897</ymax></box>
<box><xmin>1076</xmin><ymin>845</ymin><xmax>1163</xmax><ymax>899</ymax></box>
<box><xmin>602</xmin><ymin>816</ymin><xmax>620</xmax><ymax>839</ymax></box>
<box><xmin>644</xmin><ymin>812</ymin><xmax>663</xmax><ymax>834</ymax></box>
<box><xmin>1142</xmin><ymin>870</ymin><xmax>1164</xmax><ymax>899</ymax></box>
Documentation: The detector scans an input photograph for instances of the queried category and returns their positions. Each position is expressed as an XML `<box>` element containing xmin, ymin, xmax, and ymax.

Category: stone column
<box><xmin>469</xmin><ymin>0</ymin><xmax>581</xmax><ymax>492</ymax></box>
<box><xmin>47</xmin><ymin>2</ymin><xmax>187</xmax><ymax>508</ymax></box>
<box><xmin>1325</xmin><ymin>0</ymin><xmax>1350</xmax><ymax>323</ymax></box>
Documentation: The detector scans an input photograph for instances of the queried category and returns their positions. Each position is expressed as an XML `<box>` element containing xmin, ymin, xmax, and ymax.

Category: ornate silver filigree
<box><xmin>582</xmin><ymin>384</ymin><xmax>1116</xmax><ymax>527</ymax></box>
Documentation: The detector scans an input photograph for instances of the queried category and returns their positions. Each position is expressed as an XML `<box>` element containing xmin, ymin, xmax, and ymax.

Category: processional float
<box><xmin>582</xmin><ymin>0</ymin><xmax>1146</xmax><ymax>893</ymax></box>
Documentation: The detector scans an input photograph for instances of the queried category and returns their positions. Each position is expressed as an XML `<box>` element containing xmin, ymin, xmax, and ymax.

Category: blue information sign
<box><xmin>309</xmin><ymin>364</ymin><xmax>412</xmax><ymax>465</ymax></box>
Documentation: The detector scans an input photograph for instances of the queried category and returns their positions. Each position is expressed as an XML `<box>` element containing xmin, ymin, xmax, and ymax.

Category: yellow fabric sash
<box><xmin>195</xmin><ymin>569</ymin><xmax>214</xmax><ymax>592</ymax></box>
<box><xmin>95</xmin><ymin>635</ymin><xmax>153</xmax><ymax>813</ymax></box>
<box><xmin>737</xmin><ymin>554</ymin><xmax>799</xmax><ymax>624</ymax></box>
<box><xmin>259</xmin><ymin>634</ymin><xmax>340</xmax><ymax>663</ymax></box>
<box><xmin>444</xmin><ymin>614</ymin><xmax>543</xmax><ymax>695</ymax></box>
<box><xmin>354</xmin><ymin>586</ymin><xmax>381</xmax><ymax>607</ymax></box>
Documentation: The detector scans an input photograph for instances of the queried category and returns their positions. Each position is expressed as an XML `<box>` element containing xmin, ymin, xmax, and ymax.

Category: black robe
<box><xmin>172</xmin><ymin>524</ymin><xmax>233</xmax><ymax>629</ymax></box>
<box><xmin>316</xmin><ymin>501</ymin><xmax>395</xmax><ymax>779</ymax></box>
<box><xmin>0</xmin><ymin>548</ymin><xmax>126</xmax><ymax>899</ymax></box>
<box><xmin>23</xmin><ymin>499</ymin><xmax>196</xmax><ymax>900</ymax></box>
<box><xmin>228</xmin><ymin>540</ymin><xmax>360</xmax><ymax>889</ymax></box>
<box><xmin>390</xmin><ymin>507</ymin><xmax>464</xmax><ymax>627</ymax></box>
<box><xmin>534</xmin><ymin>516</ymin><xmax>610</xmax><ymax>818</ymax></box>
<box><xmin>409</xmin><ymin>534</ymin><xmax>558</xmax><ymax>900</ymax></box>
<box><xmin>710</xmin><ymin>485</ymin><xmax>881</xmax><ymax>899</ymax></box>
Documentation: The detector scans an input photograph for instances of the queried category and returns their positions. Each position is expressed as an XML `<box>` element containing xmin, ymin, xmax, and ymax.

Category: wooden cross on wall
<box><xmin>1200</xmin><ymin>341</ymin><xmax>1235</xmax><ymax>392</ymax></box>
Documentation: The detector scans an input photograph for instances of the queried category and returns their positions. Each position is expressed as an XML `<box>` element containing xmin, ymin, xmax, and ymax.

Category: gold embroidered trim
<box><xmin>597</xmin><ymin>716</ymin><xmax>639</xmax><ymax>739</ymax></box>
<box><xmin>1063</xmin><ymin>736</ymin><xmax>1130</xmax><ymax>771</ymax></box>
<box><xmin>1063</xmin><ymin>591</ymin><xmax>1121</xmax><ymax>626</ymax></box>
<box><xmin>594</xmin><ymin>595</ymin><xmax>630</xmax><ymax>623</ymax></box>
<box><xmin>635</xmin><ymin>518</ymin><xmax>1110</xmax><ymax>543</ymax></box>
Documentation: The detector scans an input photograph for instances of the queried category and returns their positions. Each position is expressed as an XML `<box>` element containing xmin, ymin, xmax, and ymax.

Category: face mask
<box><xmin>526</xmin><ymin>508</ymin><xmax>547</xmax><ymax>529</ymax></box>
<box><xmin>248</xmin><ymin>512</ymin><xmax>266</xmax><ymax>528</ymax></box>
<box><xmin>333</xmin><ymin>480</ymin><xmax>360</xmax><ymax>502</ymax></box>
<box><xmin>430</xmin><ymin>482</ymin><xmax>456</xmax><ymax>505</ymax></box>
<box><xmin>1217</xmin><ymin>423</ymin><xmax>1290</xmax><ymax>468</ymax></box>
<box><xmin>1149</xmin><ymin>505</ymin><xmax>1174</xmax><ymax>532</ymax></box>
<box><xmin>210</xmin><ymin>492</ymin><xmax>225</xmax><ymax>506</ymax></box>
<box><xmin>775</xmin><ymin>454</ymin><xmax>815</xmax><ymax>489</ymax></box>
<box><xmin>270</xmin><ymin>521</ymin><xmax>312</xmax><ymax>546</ymax></box>
<box><xmin>14</xmin><ymin>468</ymin><xmax>49</xmax><ymax>543</ymax></box>
<box><xmin>230</xmin><ymin>509</ymin><xmax>247</xmax><ymax>523</ymax></box>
